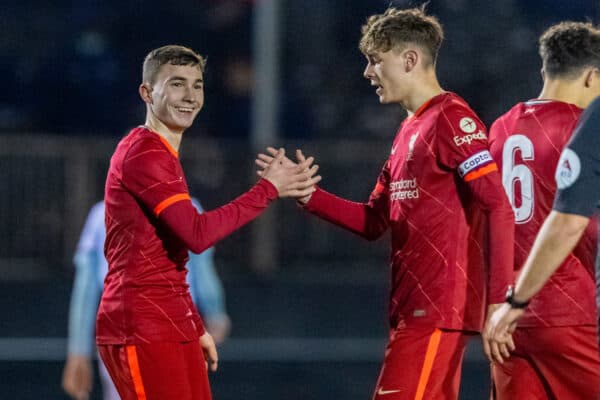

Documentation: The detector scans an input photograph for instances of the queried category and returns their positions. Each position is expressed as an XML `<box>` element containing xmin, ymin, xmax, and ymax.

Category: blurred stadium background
<box><xmin>1</xmin><ymin>0</ymin><xmax>599</xmax><ymax>398</ymax></box>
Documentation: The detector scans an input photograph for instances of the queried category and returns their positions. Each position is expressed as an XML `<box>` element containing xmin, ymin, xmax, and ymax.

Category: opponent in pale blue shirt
<box><xmin>62</xmin><ymin>200</ymin><xmax>230</xmax><ymax>400</ymax></box>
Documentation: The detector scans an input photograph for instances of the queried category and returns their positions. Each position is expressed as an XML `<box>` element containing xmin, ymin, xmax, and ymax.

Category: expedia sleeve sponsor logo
<box><xmin>390</xmin><ymin>178</ymin><xmax>419</xmax><ymax>201</ymax></box>
<box><xmin>555</xmin><ymin>148</ymin><xmax>581</xmax><ymax>189</ymax></box>
<box><xmin>453</xmin><ymin>130</ymin><xmax>487</xmax><ymax>146</ymax></box>
<box><xmin>458</xmin><ymin>150</ymin><xmax>493</xmax><ymax>177</ymax></box>
<box><xmin>459</xmin><ymin>117</ymin><xmax>477</xmax><ymax>133</ymax></box>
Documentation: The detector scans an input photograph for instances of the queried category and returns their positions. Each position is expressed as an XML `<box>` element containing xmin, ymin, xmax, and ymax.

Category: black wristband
<box><xmin>505</xmin><ymin>285</ymin><xmax>529</xmax><ymax>309</ymax></box>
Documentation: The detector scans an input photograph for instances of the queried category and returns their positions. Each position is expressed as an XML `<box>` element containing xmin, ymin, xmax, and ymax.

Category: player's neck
<box><xmin>404</xmin><ymin>77</ymin><xmax>444</xmax><ymax>115</ymax></box>
<box><xmin>144</xmin><ymin>116</ymin><xmax>183</xmax><ymax>151</ymax></box>
<box><xmin>538</xmin><ymin>79</ymin><xmax>587</xmax><ymax>109</ymax></box>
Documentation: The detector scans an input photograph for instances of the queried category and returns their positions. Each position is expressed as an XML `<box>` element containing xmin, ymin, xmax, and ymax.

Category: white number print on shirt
<box><xmin>502</xmin><ymin>134</ymin><xmax>534</xmax><ymax>224</ymax></box>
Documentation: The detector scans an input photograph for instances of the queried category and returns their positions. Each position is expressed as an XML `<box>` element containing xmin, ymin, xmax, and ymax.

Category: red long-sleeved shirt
<box><xmin>304</xmin><ymin>93</ymin><xmax>514</xmax><ymax>332</ymax></box>
<box><xmin>97</xmin><ymin>126</ymin><xmax>277</xmax><ymax>344</ymax></box>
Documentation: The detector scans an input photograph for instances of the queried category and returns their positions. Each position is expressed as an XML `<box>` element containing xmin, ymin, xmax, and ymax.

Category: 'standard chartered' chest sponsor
<box><xmin>390</xmin><ymin>178</ymin><xmax>419</xmax><ymax>201</ymax></box>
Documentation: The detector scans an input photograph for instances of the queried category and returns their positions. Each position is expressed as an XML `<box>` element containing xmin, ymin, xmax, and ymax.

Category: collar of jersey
<box><xmin>410</xmin><ymin>92</ymin><xmax>450</xmax><ymax>120</ymax></box>
<box><xmin>141</xmin><ymin>126</ymin><xmax>180</xmax><ymax>158</ymax></box>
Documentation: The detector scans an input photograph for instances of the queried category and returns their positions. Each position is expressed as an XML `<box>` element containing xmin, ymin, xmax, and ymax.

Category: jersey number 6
<box><xmin>502</xmin><ymin>134</ymin><xmax>534</xmax><ymax>224</ymax></box>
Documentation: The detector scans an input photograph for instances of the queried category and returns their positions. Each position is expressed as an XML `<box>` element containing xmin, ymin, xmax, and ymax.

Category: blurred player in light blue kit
<box><xmin>62</xmin><ymin>200</ymin><xmax>231</xmax><ymax>400</ymax></box>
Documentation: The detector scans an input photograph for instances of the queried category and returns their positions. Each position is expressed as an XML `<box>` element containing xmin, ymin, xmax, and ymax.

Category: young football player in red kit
<box><xmin>257</xmin><ymin>6</ymin><xmax>514</xmax><ymax>400</ymax></box>
<box><xmin>484</xmin><ymin>22</ymin><xmax>600</xmax><ymax>399</ymax></box>
<box><xmin>96</xmin><ymin>45</ymin><xmax>321</xmax><ymax>400</ymax></box>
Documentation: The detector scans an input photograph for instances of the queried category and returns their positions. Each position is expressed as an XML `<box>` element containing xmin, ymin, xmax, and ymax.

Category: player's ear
<box><xmin>404</xmin><ymin>49</ymin><xmax>418</xmax><ymax>72</ymax></box>
<box><xmin>583</xmin><ymin>67</ymin><xmax>599</xmax><ymax>88</ymax></box>
<box><xmin>540</xmin><ymin>68</ymin><xmax>545</xmax><ymax>82</ymax></box>
<box><xmin>139</xmin><ymin>83</ymin><xmax>153</xmax><ymax>104</ymax></box>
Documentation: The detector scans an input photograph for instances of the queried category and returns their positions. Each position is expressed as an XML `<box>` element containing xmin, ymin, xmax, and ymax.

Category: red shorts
<box><xmin>492</xmin><ymin>325</ymin><xmax>600</xmax><ymax>400</ymax></box>
<box><xmin>98</xmin><ymin>341</ymin><xmax>212</xmax><ymax>400</ymax></box>
<box><xmin>372</xmin><ymin>327</ymin><xmax>471</xmax><ymax>400</ymax></box>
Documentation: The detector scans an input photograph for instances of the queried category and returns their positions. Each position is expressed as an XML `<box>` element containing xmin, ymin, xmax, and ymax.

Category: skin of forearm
<box><xmin>514</xmin><ymin>211</ymin><xmax>589</xmax><ymax>302</ymax></box>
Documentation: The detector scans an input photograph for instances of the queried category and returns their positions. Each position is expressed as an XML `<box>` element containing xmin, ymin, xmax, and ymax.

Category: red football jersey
<box><xmin>97</xmin><ymin>127</ymin><xmax>278</xmax><ymax>344</ymax></box>
<box><xmin>305</xmin><ymin>92</ymin><xmax>514</xmax><ymax>331</ymax></box>
<box><xmin>489</xmin><ymin>99</ymin><xmax>597</xmax><ymax>327</ymax></box>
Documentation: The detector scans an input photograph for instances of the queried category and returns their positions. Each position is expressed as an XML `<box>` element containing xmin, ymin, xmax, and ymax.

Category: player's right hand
<box><xmin>482</xmin><ymin>303</ymin><xmax>518</xmax><ymax>364</ymax></box>
<box><xmin>256</xmin><ymin>147</ymin><xmax>318</xmax><ymax>203</ymax></box>
<box><xmin>258</xmin><ymin>148</ymin><xmax>321</xmax><ymax>199</ymax></box>
<box><xmin>62</xmin><ymin>354</ymin><xmax>93</xmax><ymax>400</ymax></box>
<box><xmin>199</xmin><ymin>332</ymin><xmax>219</xmax><ymax>372</ymax></box>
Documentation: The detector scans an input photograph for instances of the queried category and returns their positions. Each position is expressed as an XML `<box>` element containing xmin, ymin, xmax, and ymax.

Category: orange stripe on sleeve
<box><xmin>463</xmin><ymin>162</ymin><xmax>498</xmax><ymax>182</ymax></box>
<box><xmin>372</xmin><ymin>182</ymin><xmax>385</xmax><ymax>196</ymax></box>
<box><xmin>154</xmin><ymin>193</ymin><xmax>191</xmax><ymax>216</ymax></box>
<box><xmin>414</xmin><ymin>329</ymin><xmax>442</xmax><ymax>400</ymax></box>
<box><xmin>126</xmin><ymin>345</ymin><xmax>148</xmax><ymax>400</ymax></box>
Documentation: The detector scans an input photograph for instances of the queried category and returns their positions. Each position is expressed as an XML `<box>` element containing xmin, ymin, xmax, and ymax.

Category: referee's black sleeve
<box><xmin>553</xmin><ymin>96</ymin><xmax>600</xmax><ymax>217</ymax></box>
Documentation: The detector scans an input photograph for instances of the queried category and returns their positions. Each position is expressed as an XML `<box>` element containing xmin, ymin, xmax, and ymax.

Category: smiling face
<box><xmin>142</xmin><ymin>63</ymin><xmax>204</xmax><ymax>133</ymax></box>
<box><xmin>363</xmin><ymin>49</ymin><xmax>411</xmax><ymax>105</ymax></box>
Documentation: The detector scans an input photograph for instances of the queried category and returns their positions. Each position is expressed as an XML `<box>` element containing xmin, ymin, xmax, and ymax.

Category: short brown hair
<box><xmin>142</xmin><ymin>45</ymin><xmax>206</xmax><ymax>84</ymax></box>
<box><xmin>539</xmin><ymin>22</ymin><xmax>600</xmax><ymax>79</ymax></box>
<box><xmin>359</xmin><ymin>6</ymin><xmax>444</xmax><ymax>66</ymax></box>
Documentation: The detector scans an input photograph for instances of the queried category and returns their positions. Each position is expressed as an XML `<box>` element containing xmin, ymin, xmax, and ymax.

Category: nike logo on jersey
<box><xmin>377</xmin><ymin>387</ymin><xmax>403</xmax><ymax>395</ymax></box>
<box><xmin>391</xmin><ymin>145</ymin><xmax>397</xmax><ymax>155</ymax></box>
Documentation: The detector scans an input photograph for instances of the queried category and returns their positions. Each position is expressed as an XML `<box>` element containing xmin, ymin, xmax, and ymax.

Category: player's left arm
<box><xmin>437</xmin><ymin>107</ymin><xmax>515</xmax><ymax>304</ymax></box>
<box><xmin>455</xmin><ymin>136</ymin><xmax>518</xmax><ymax>362</ymax></box>
<box><xmin>469</xmin><ymin>170</ymin><xmax>517</xmax><ymax>363</ymax></box>
<box><xmin>437</xmin><ymin>107</ymin><xmax>516</xmax><ymax>362</ymax></box>
<box><xmin>463</xmin><ymin>168</ymin><xmax>515</xmax><ymax>304</ymax></box>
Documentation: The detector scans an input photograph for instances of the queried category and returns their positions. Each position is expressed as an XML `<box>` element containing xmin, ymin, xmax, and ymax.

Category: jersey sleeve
<box><xmin>553</xmin><ymin>98</ymin><xmax>600</xmax><ymax>217</ymax></box>
<box><xmin>437</xmin><ymin>104</ymin><xmax>497</xmax><ymax>180</ymax></box>
<box><xmin>464</xmin><ymin>169</ymin><xmax>515</xmax><ymax>303</ymax></box>
<box><xmin>437</xmin><ymin>105</ymin><xmax>514</xmax><ymax>304</ymax></box>
<box><xmin>122</xmin><ymin>139</ymin><xmax>279</xmax><ymax>254</ymax></box>
<box><xmin>122</xmin><ymin>139</ymin><xmax>191</xmax><ymax>215</ymax></box>
<box><xmin>303</xmin><ymin>161</ymin><xmax>391</xmax><ymax>240</ymax></box>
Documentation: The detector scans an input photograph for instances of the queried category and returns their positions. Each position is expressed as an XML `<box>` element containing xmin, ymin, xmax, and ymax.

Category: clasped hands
<box><xmin>482</xmin><ymin>303</ymin><xmax>524</xmax><ymax>364</ymax></box>
<box><xmin>255</xmin><ymin>146</ymin><xmax>320</xmax><ymax>204</ymax></box>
